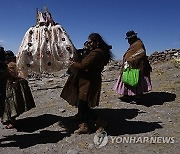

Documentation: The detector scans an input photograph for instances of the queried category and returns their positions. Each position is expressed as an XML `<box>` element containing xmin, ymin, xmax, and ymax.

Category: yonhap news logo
<box><xmin>93</xmin><ymin>131</ymin><xmax>175</xmax><ymax>148</ymax></box>
<box><xmin>110</xmin><ymin>136</ymin><xmax>175</xmax><ymax>144</ymax></box>
<box><xmin>93</xmin><ymin>131</ymin><xmax>108</xmax><ymax>148</ymax></box>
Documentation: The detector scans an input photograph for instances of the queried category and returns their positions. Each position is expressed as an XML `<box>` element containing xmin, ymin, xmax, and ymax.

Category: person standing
<box><xmin>0</xmin><ymin>47</ymin><xmax>8</xmax><ymax>120</ymax></box>
<box><xmin>61</xmin><ymin>41</ymin><xmax>91</xmax><ymax>109</ymax></box>
<box><xmin>114</xmin><ymin>30</ymin><xmax>152</xmax><ymax>103</ymax></box>
<box><xmin>0</xmin><ymin>50</ymin><xmax>36</xmax><ymax>129</ymax></box>
<box><xmin>61</xmin><ymin>33</ymin><xmax>113</xmax><ymax>134</ymax></box>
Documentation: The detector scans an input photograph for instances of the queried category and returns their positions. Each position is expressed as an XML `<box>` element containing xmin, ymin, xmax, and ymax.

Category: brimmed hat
<box><xmin>125</xmin><ymin>30</ymin><xmax>137</xmax><ymax>39</ymax></box>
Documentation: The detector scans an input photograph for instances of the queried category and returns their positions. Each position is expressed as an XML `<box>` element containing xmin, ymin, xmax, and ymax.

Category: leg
<box><xmin>77</xmin><ymin>100</ymin><xmax>89</xmax><ymax>123</ymax></box>
<box><xmin>74</xmin><ymin>100</ymin><xmax>90</xmax><ymax>134</ymax></box>
<box><xmin>78</xmin><ymin>100</ymin><xmax>107</xmax><ymax>133</ymax></box>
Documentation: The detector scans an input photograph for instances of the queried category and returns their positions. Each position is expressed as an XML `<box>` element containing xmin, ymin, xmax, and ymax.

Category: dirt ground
<box><xmin>0</xmin><ymin>60</ymin><xmax>180</xmax><ymax>154</ymax></box>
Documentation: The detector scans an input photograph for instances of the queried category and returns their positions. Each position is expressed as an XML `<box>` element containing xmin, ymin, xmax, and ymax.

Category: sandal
<box><xmin>5</xmin><ymin>119</ymin><xmax>16</xmax><ymax>129</ymax></box>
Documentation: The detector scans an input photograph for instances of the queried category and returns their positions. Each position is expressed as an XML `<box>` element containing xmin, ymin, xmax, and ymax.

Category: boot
<box><xmin>74</xmin><ymin>123</ymin><xmax>89</xmax><ymax>135</ymax></box>
<box><xmin>95</xmin><ymin>117</ymin><xmax>107</xmax><ymax>133</ymax></box>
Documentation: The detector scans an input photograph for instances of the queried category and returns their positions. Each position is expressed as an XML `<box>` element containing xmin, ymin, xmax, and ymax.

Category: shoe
<box><xmin>130</xmin><ymin>100</ymin><xmax>136</xmax><ymax>104</ymax></box>
<box><xmin>5</xmin><ymin>123</ymin><xmax>15</xmax><ymax>129</ymax></box>
<box><xmin>95</xmin><ymin>117</ymin><xmax>107</xmax><ymax>133</ymax></box>
<box><xmin>74</xmin><ymin>123</ymin><xmax>89</xmax><ymax>135</ymax></box>
<box><xmin>5</xmin><ymin>120</ymin><xmax>16</xmax><ymax>129</ymax></box>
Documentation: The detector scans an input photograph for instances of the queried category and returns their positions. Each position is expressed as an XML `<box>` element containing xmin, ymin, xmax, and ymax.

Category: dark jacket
<box><xmin>61</xmin><ymin>48</ymin><xmax>106</xmax><ymax>107</ymax></box>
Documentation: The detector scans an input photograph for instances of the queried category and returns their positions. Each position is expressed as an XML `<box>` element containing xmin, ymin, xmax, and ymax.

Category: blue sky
<box><xmin>0</xmin><ymin>0</ymin><xmax>180</xmax><ymax>59</ymax></box>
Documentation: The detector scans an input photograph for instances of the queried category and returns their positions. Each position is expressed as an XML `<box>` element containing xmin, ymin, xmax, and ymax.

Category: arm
<box><xmin>128</xmin><ymin>48</ymin><xmax>146</xmax><ymax>62</ymax></box>
<box><xmin>71</xmin><ymin>50</ymin><xmax>102</xmax><ymax>70</ymax></box>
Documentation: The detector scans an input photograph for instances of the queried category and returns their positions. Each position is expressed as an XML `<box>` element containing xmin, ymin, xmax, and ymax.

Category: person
<box><xmin>61</xmin><ymin>41</ymin><xmax>91</xmax><ymax>107</ymax></box>
<box><xmin>61</xmin><ymin>40</ymin><xmax>92</xmax><ymax>125</ymax></box>
<box><xmin>0</xmin><ymin>50</ymin><xmax>36</xmax><ymax>129</ymax></box>
<box><xmin>0</xmin><ymin>47</ymin><xmax>8</xmax><ymax>120</ymax></box>
<box><xmin>114</xmin><ymin>30</ymin><xmax>152</xmax><ymax>103</ymax></box>
<box><xmin>61</xmin><ymin>33</ymin><xmax>113</xmax><ymax>134</ymax></box>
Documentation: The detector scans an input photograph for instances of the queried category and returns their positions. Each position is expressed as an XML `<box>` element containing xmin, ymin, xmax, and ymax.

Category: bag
<box><xmin>122</xmin><ymin>67</ymin><xmax>140</xmax><ymax>87</ymax></box>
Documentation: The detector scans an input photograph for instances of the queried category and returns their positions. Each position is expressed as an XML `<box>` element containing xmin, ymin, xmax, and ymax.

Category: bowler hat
<box><xmin>125</xmin><ymin>30</ymin><xmax>137</xmax><ymax>39</ymax></box>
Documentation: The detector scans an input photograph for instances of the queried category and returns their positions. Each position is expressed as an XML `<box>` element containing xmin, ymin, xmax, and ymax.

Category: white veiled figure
<box><xmin>16</xmin><ymin>24</ymin><xmax>76</xmax><ymax>77</ymax></box>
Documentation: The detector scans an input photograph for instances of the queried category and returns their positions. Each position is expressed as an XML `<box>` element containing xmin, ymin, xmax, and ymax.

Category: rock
<box><xmin>88</xmin><ymin>143</ymin><xmax>95</xmax><ymax>149</ymax></box>
<box><xmin>59</xmin><ymin>108</ymin><xmax>66</xmax><ymax>113</ymax></box>
<box><xmin>66</xmin><ymin>149</ymin><xmax>80</xmax><ymax>154</ymax></box>
<box><xmin>0</xmin><ymin>49</ymin><xmax>179</xmax><ymax>154</ymax></box>
<box><xmin>149</xmin><ymin>49</ymin><xmax>180</xmax><ymax>64</ymax></box>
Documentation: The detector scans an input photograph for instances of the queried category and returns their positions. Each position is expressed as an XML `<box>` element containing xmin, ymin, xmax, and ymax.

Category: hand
<box><xmin>127</xmin><ymin>58</ymin><xmax>133</xmax><ymax>64</ymax></box>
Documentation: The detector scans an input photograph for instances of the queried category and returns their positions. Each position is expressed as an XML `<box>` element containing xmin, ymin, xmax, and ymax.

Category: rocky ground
<box><xmin>0</xmin><ymin>59</ymin><xmax>180</xmax><ymax>154</ymax></box>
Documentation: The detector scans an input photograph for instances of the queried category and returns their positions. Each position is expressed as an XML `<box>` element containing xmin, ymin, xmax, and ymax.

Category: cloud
<box><xmin>0</xmin><ymin>40</ymin><xmax>7</xmax><ymax>44</ymax></box>
<box><xmin>0</xmin><ymin>39</ymin><xmax>6</xmax><ymax>44</ymax></box>
<box><xmin>0</xmin><ymin>40</ymin><xmax>7</xmax><ymax>48</ymax></box>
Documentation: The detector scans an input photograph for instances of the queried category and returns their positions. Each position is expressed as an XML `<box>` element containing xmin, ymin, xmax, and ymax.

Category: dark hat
<box><xmin>125</xmin><ymin>30</ymin><xmax>137</xmax><ymax>39</ymax></box>
<box><xmin>5</xmin><ymin>50</ymin><xmax>16</xmax><ymax>61</ymax></box>
<box><xmin>0</xmin><ymin>46</ymin><xmax>5</xmax><ymax>51</ymax></box>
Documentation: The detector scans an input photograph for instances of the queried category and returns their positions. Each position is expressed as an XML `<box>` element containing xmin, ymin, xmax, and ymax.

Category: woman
<box><xmin>61</xmin><ymin>33</ymin><xmax>113</xmax><ymax>134</ymax></box>
<box><xmin>114</xmin><ymin>30</ymin><xmax>152</xmax><ymax>103</ymax></box>
<box><xmin>0</xmin><ymin>50</ymin><xmax>35</xmax><ymax>129</ymax></box>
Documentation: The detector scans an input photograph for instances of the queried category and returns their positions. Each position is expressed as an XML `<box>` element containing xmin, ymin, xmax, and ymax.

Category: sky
<box><xmin>0</xmin><ymin>0</ymin><xmax>180</xmax><ymax>60</ymax></box>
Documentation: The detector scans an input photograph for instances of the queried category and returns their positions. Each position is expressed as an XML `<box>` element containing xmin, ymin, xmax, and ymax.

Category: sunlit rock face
<box><xmin>16</xmin><ymin>8</ymin><xmax>76</xmax><ymax>77</ymax></box>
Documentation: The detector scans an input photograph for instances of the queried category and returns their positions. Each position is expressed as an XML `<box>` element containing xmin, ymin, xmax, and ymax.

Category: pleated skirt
<box><xmin>114</xmin><ymin>74</ymin><xmax>152</xmax><ymax>96</ymax></box>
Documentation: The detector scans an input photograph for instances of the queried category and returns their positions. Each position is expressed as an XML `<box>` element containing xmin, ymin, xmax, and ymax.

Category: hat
<box><xmin>5</xmin><ymin>50</ymin><xmax>16</xmax><ymax>61</ymax></box>
<box><xmin>125</xmin><ymin>30</ymin><xmax>137</xmax><ymax>39</ymax></box>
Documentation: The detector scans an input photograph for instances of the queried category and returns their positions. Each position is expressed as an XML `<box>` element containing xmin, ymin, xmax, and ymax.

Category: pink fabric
<box><xmin>114</xmin><ymin>74</ymin><xmax>152</xmax><ymax>96</ymax></box>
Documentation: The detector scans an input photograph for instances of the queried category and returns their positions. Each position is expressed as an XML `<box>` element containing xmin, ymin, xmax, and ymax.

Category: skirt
<box><xmin>1</xmin><ymin>79</ymin><xmax>36</xmax><ymax>122</ymax></box>
<box><xmin>114</xmin><ymin>74</ymin><xmax>152</xmax><ymax>96</ymax></box>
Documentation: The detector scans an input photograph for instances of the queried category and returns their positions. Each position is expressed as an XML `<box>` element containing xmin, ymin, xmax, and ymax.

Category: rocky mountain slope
<box><xmin>0</xmin><ymin>57</ymin><xmax>180</xmax><ymax>154</ymax></box>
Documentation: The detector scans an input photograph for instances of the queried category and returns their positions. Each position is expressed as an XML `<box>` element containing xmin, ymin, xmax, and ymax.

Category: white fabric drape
<box><xmin>16</xmin><ymin>24</ymin><xmax>76</xmax><ymax>77</ymax></box>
